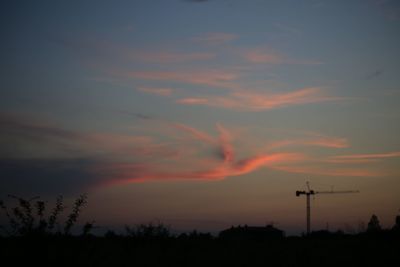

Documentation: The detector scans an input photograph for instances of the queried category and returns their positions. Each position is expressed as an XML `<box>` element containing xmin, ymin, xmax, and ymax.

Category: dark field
<box><xmin>1</xmin><ymin>234</ymin><xmax>399</xmax><ymax>267</ymax></box>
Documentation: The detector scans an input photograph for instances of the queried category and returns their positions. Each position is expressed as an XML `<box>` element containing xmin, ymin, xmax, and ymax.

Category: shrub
<box><xmin>0</xmin><ymin>194</ymin><xmax>92</xmax><ymax>237</ymax></box>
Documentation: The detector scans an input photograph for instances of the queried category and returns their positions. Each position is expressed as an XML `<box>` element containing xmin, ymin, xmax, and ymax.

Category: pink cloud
<box><xmin>267</xmin><ymin>135</ymin><xmax>349</xmax><ymax>150</ymax></box>
<box><xmin>192</xmin><ymin>32</ymin><xmax>239</xmax><ymax>45</ymax></box>
<box><xmin>270</xmin><ymin>165</ymin><xmax>381</xmax><ymax>177</ymax></box>
<box><xmin>326</xmin><ymin>151</ymin><xmax>400</xmax><ymax>163</ymax></box>
<box><xmin>102</xmin><ymin>152</ymin><xmax>305</xmax><ymax>185</ymax></box>
<box><xmin>324</xmin><ymin>158</ymin><xmax>380</xmax><ymax>164</ymax></box>
<box><xmin>172</xmin><ymin>123</ymin><xmax>216</xmax><ymax>144</ymax></box>
<box><xmin>176</xmin><ymin>98</ymin><xmax>209</xmax><ymax>105</ymax></box>
<box><xmin>127</xmin><ymin>70</ymin><xmax>240</xmax><ymax>89</ymax></box>
<box><xmin>232</xmin><ymin>153</ymin><xmax>305</xmax><ymax>175</ymax></box>
<box><xmin>332</xmin><ymin>151</ymin><xmax>400</xmax><ymax>160</ymax></box>
<box><xmin>243</xmin><ymin>49</ymin><xmax>285</xmax><ymax>64</ymax></box>
<box><xmin>99</xmin><ymin>123</ymin><xmax>307</xmax><ymax>185</ymax></box>
<box><xmin>177</xmin><ymin>87</ymin><xmax>341</xmax><ymax>111</ymax></box>
<box><xmin>137</xmin><ymin>87</ymin><xmax>173</xmax><ymax>96</ymax></box>
<box><xmin>242</xmin><ymin>48</ymin><xmax>322</xmax><ymax>65</ymax></box>
<box><xmin>216</xmin><ymin>123</ymin><xmax>234</xmax><ymax>163</ymax></box>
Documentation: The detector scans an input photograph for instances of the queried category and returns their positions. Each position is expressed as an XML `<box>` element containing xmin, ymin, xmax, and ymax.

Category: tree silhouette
<box><xmin>367</xmin><ymin>214</ymin><xmax>382</xmax><ymax>232</ymax></box>
<box><xmin>392</xmin><ymin>215</ymin><xmax>400</xmax><ymax>232</ymax></box>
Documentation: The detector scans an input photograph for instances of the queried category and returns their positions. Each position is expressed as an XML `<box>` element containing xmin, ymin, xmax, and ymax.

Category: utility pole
<box><xmin>296</xmin><ymin>182</ymin><xmax>359</xmax><ymax>235</ymax></box>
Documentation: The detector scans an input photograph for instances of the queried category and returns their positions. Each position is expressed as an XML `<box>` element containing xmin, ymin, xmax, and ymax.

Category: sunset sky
<box><xmin>1</xmin><ymin>0</ymin><xmax>400</xmax><ymax>234</ymax></box>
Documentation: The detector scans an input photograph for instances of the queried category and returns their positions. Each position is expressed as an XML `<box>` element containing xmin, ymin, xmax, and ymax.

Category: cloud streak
<box><xmin>270</xmin><ymin>165</ymin><xmax>381</xmax><ymax>177</ymax></box>
<box><xmin>126</xmin><ymin>70</ymin><xmax>240</xmax><ymax>89</ymax></box>
<box><xmin>177</xmin><ymin>87</ymin><xmax>341</xmax><ymax>111</ymax></box>
<box><xmin>133</xmin><ymin>51</ymin><xmax>215</xmax><ymax>63</ymax></box>
<box><xmin>241</xmin><ymin>48</ymin><xmax>322</xmax><ymax>65</ymax></box>
<box><xmin>267</xmin><ymin>134</ymin><xmax>349</xmax><ymax>150</ymax></box>
<box><xmin>327</xmin><ymin>151</ymin><xmax>400</xmax><ymax>163</ymax></box>
<box><xmin>101</xmin><ymin>123</ymin><xmax>305</xmax><ymax>185</ymax></box>
<box><xmin>192</xmin><ymin>32</ymin><xmax>239</xmax><ymax>45</ymax></box>
<box><xmin>3</xmin><ymin>112</ymin><xmax>394</xmax><ymax>192</ymax></box>
<box><xmin>137</xmin><ymin>87</ymin><xmax>174</xmax><ymax>96</ymax></box>
<box><xmin>172</xmin><ymin>123</ymin><xmax>215</xmax><ymax>144</ymax></box>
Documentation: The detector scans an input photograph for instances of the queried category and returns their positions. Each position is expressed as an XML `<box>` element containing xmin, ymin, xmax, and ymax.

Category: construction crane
<box><xmin>296</xmin><ymin>182</ymin><xmax>359</xmax><ymax>235</ymax></box>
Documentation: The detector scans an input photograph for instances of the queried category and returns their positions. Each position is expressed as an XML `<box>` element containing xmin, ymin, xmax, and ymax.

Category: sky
<box><xmin>1</xmin><ymin>0</ymin><xmax>400</xmax><ymax>235</ymax></box>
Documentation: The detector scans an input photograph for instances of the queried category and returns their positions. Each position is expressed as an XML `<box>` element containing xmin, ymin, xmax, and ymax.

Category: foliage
<box><xmin>367</xmin><ymin>214</ymin><xmax>382</xmax><ymax>232</ymax></box>
<box><xmin>125</xmin><ymin>221</ymin><xmax>170</xmax><ymax>239</ymax></box>
<box><xmin>0</xmin><ymin>194</ymin><xmax>92</xmax><ymax>237</ymax></box>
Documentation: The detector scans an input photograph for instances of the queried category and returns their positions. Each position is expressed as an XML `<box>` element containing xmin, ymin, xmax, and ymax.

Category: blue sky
<box><xmin>1</xmin><ymin>0</ymin><xmax>400</xmax><ymax>234</ymax></box>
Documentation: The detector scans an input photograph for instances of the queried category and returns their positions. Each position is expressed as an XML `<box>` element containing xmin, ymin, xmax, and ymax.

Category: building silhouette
<box><xmin>219</xmin><ymin>224</ymin><xmax>285</xmax><ymax>240</ymax></box>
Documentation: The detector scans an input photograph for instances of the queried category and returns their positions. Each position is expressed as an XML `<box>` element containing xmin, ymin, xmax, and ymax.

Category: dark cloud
<box><xmin>0</xmin><ymin>112</ymin><xmax>85</xmax><ymax>142</ymax></box>
<box><xmin>374</xmin><ymin>0</ymin><xmax>400</xmax><ymax>21</ymax></box>
<box><xmin>0</xmin><ymin>113</ymin><xmax>106</xmax><ymax>196</ymax></box>
<box><xmin>366</xmin><ymin>69</ymin><xmax>384</xmax><ymax>80</ymax></box>
<box><xmin>0</xmin><ymin>158</ymin><xmax>101</xmax><ymax>197</ymax></box>
<box><xmin>117</xmin><ymin>110</ymin><xmax>154</xmax><ymax>120</ymax></box>
<box><xmin>0</xmin><ymin>112</ymin><xmax>151</xmax><ymax>196</ymax></box>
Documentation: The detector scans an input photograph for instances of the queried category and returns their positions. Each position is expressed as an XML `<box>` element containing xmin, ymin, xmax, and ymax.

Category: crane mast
<box><xmin>296</xmin><ymin>182</ymin><xmax>359</xmax><ymax>235</ymax></box>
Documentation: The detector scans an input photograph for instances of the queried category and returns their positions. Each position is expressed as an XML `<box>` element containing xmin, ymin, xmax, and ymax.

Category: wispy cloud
<box><xmin>365</xmin><ymin>69</ymin><xmax>384</xmax><ymax>80</ymax></box>
<box><xmin>216</xmin><ymin>123</ymin><xmax>234</xmax><ymax>163</ymax></box>
<box><xmin>177</xmin><ymin>98</ymin><xmax>209</xmax><ymax>105</ymax></box>
<box><xmin>133</xmin><ymin>51</ymin><xmax>215</xmax><ymax>63</ymax></box>
<box><xmin>327</xmin><ymin>151</ymin><xmax>400</xmax><ymax>163</ymax></box>
<box><xmin>271</xmin><ymin>165</ymin><xmax>381</xmax><ymax>177</ymax></box>
<box><xmin>192</xmin><ymin>32</ymin><xmax>239</xmax><ymax>45</ymax></box>
<box><xmin>267</xmin><ymin>134</ymin><xmax>349</xmax><ymax>150</ymax></box>
<box><xmin>172</xmin><ymin>123</ymin><xmax>215</xmax><ymax>144</ymax></box>
<box><xmin>137</xmin><ymin>87</ymin><xmax>174</xmax><ymax>96</ymax></box>
<box><xmin>0</xmin><ymin>112</ymin><xmax>86</xmax><ymax>143</ymax></box>
<box><xmin>177</xmin><ymin>87</ymin><xmax>341</xmax><ymax>111</ymax></box>
<box><xmin>105</xmin><ymin>151</ymin><xmax>304</xmax><ymax>184</ymax></box>
<box><xmin>0</xmin><ymin>114</ymin><xmax>304</xmax><ymax>188</ymax></box>
<box><xmin>241</xmin><ymin>48</ymin><xmax>322</xmax><ymax>65</ymax></box>
<box><xmin>242</xmin><ymin>48</ymin><xmax>285</xmax><ymax>64</ymax></box>
<box><xmin>126</xmin><ymin>70</ymin><xmax>240</xmax><ymax>89</ymax></box>
<box><xmin>4</xmin><ymin>112</ymin><xmax>393</xmax><ymax>191</ymax></box>
<box><xmin>103</xmin><ymin>123</ymin><xmax>305</xmax><ymax>185</ymax></box>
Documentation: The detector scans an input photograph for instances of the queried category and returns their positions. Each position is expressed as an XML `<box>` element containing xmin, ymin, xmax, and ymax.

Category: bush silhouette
<box><xmin>125</xmin><ymin>221</ymin><xmax>171</xmax><ymax>239</ymax></box>
<box><xmin>367</xmin><ymin>214</ymin><xmax>382</xmax><ymax>233</ymax></box>
<box><xmin>0</xmin><ymin>194</ymin><xmax>91</xmax><ymax>237</ymax></box>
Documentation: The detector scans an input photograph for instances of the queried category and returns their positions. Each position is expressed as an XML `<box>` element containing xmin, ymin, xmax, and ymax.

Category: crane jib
<box><xmin>296</xmin><ymin>182</ymin><xmax>359</xmax><ymax>235</ymax></box>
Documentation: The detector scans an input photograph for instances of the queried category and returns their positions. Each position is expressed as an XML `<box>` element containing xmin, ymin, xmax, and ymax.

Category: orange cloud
<box><xmin>177</xmin><ymin>87</ymin><xmax>341</xmax><ymax>111</ymax></box>
<box><xmin>232</xmin><ymin>153</ymin><xmax>305</xmax><ymax>175</ymax></box>
<box><xmin>103</xmin><ymin>152</ymin><xmax>305</xmax><ymax>185</ymax></box>
<box><xmin>192</xmin><ymin>32</ymin><xmax>239</xmax><ymax>45</ymax></box>
<box><xmin>137</xmin><ymin>87</ymin><xmax>173</xmax><ymax>96</ymax></box>
<box><xmin>100</xmin><ymin>123</ymin><xmax>307</xmax><ymax>185</ymax></box>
